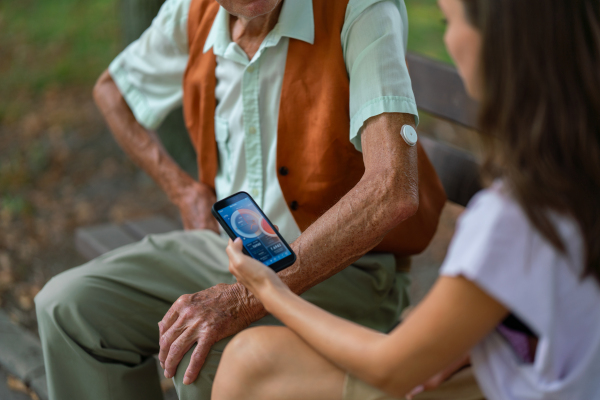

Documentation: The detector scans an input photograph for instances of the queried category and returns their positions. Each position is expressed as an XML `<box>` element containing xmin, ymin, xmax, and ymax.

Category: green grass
<box><xmin>0</xmin><ymin>0</ymin><xmax>448</xmax><ymax>122</ymax></box>
<box><xmin>406</xmin><ymin>0</ymin><xmax>452</xmax><ymax>63</ymax></box>
<box><xmin>0</xmin><ymin>0</ymin><xmax>120</xmax><ymax>121</ymax></box>
<box><xmin>0</xmin><ymin>0</ymin><xmax>120</xmax><ymax>90</ymax></box>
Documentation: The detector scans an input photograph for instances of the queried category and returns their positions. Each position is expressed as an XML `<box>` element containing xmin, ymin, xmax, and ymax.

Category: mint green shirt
<box><xmin>109</xmin><ymin>0</ymin><xmax>417</xmax><ymax>248</ymax></box>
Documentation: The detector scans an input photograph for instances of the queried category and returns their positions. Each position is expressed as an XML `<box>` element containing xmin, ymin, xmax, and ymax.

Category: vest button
<box><xmin>279</xmin><ymin>166</ymin><xmax>289</xmax><ymax>176</ymax></box>
<box><xmin>290</xmin><ymin>201</ymin><xmax>299</xmax><ymax>211</ymax></box>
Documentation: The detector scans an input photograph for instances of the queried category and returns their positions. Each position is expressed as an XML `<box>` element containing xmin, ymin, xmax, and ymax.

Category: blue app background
<box><xmin>218</xmin><ymin>197</ymin><xmax>291</xmax><ymax>266</ymax></box>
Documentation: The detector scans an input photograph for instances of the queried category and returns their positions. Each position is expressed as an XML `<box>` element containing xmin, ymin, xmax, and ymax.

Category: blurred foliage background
<box><xmin>0</xmin><ymin>0</ymin><xmax>448</xmax><ymax>122</ymax></box>
<box><xmin>407</xmin><ymin>0</ymin><xmax>451</xmax><ymax>63</ymax></box>
<box><xmin>0</xmin><ymin>0</ymin><xmax>119</xmax><ymax>123</ymax></box>
<box><xmin>0</xmin><ymin>0</ymin><xmax>456</xmax><ymax>331</ymax></box>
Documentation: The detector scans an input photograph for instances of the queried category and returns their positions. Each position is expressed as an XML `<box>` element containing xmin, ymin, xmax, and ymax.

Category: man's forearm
<box><xmin>280</xmin><ymin>113</ymin><xmax>419</xmax><ymax>295</ymax></box>
<box><xmin>93</xmin><ymin>70</ymin><xmax>200</xmax><ymax>203</ymax></box>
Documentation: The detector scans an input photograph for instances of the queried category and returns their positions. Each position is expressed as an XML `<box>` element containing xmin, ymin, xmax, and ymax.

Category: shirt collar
<box><xmin>203</xmin><ymin>0</ymin><xmax>314</xmax><ymax>54</ymax></box>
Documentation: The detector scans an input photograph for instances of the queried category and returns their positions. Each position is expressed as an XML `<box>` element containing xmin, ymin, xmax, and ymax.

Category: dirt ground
<box><xmin>0</xmin><ymin>89</ymin><xmax>179</xmax><ymax>334</ymax></box>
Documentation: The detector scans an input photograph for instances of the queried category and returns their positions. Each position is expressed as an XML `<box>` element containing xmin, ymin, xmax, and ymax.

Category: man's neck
<box><xmin>229</xmin><ymin>1</ymin><xmax>283</xmax><ymax>59</ymax></box>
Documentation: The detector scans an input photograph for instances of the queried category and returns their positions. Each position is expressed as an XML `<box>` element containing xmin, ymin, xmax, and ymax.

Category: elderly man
<box><xmin>35</xmin><ymin>0</ymin><xmax>446</xmax><ymax>399</ymax></box>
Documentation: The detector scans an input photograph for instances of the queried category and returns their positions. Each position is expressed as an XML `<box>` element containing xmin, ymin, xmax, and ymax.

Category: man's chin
<box><xmin>218</xmin><ymin>0</ymin><xmax>282</xmax><ymax>20</ymax></box>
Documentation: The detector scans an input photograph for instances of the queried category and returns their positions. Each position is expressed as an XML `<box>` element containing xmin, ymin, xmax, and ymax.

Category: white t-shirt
<box><xmin>440</xmin><ymin>181</ymin><xmax>600</xmax><ymax>400</ymax></box>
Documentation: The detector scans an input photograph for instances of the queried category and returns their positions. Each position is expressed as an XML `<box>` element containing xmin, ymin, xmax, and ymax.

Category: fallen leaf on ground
<box><xmin>0</xmin><ymin>252</ymin><xmax>11</xmax><ymax>271</ymax></box>
<box><xmin>6</xmin><ymin>375</ymin><xmax>40</xmax><ymax>399</ymax></box>
<box><xmin>16</xmin><ymin>284</ymin><xmax>40</xmax><ymax>311</ymax></box>
<box><xmin>0</xmin><ymin>270</ymin><xmax>14</xmax><ymax>289</ymax></box>
<box><xmin>7</xmin><ymin>375</ymin><xmax>28</xmax><ymax>393</ymax></box>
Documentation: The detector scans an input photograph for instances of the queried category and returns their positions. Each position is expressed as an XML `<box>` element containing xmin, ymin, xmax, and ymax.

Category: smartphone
<box><xmin>212</xmin><ymin>191</ymin><xmax>296</xmax><ymax>272</ymax></box>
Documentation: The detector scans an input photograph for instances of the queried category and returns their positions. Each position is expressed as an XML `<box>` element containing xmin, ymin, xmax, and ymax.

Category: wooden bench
<box><xmin>75</xmin><ymin>52</ymin><xmax>482</xmax><ymax>290</ymax></box>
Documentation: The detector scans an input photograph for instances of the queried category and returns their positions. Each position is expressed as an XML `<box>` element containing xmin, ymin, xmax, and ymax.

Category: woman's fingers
<box><xmin>226</xmin><ymin>238</ymin><xmax>251</xmax><ymax>277</ymax></box>
<box><xmin>406</xmin><ymin>385</ymin><xmax>424</xmax><ymax>399</ymax></box>
<box><xmin>226</xmin><ymin>238</ymin><xmax>245</xmax><ymax>265</ymax></box>
<box><xmin>226</xmin><ymin>237</ymin><xmax>281</xmax><ymax>298</ymax></box>
<box><xmin>231</xmin><ymin>237</ymin><xmax>244</xmax><ymax>254</ymax></box>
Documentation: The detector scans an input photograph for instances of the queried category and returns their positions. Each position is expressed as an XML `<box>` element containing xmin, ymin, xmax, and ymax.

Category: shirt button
<box><xmin>248</xmin><ymin>126</ymin><xmax>257</xmax><ymax>135</ymax></box>
<box><xmin>247</xmin><ymin>65</ymin><xmax>255</xmax><ymax>73</ymax></box>
<box><xmin>251</xmin><ymin>189</ymin><xmax>259</xmax><ymax>198</ymax></box>
<box><xmin>290</xmin><ymin>201</ymin><xmax>299</xmax><ymax>211</ymax></box>
<box><xmin>279</xmin><ymin>166</ymin><xmax>289</xmax><ymax>176</ymax></box>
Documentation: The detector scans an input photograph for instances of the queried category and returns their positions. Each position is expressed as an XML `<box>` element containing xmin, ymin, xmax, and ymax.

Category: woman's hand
<box><xmin>226</xmin><ymin>238</ymin><xmax>289</xmax><ymax>305</ymax></box>
<box><xmin>406</xmin><ymin>353</ymin><xmax>471</xmax><ymax>399</ymax></box>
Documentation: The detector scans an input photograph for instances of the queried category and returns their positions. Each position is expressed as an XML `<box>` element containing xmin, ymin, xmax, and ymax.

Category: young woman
<box><xmin>211</xmin><ymin>0</ymin><xmax>600</xmax><ymax>399</ymax></box>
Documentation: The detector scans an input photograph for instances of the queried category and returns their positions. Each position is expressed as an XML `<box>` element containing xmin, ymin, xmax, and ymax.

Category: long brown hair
<box><xmin>462</xmin><ymin>0</ymin><xmax>600</xmax><ymax>281</ymax></box>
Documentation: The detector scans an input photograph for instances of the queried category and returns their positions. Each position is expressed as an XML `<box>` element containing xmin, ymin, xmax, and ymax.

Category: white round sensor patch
<box><xmin>401</xmin><ymin>125</ymin><xmax>418</xmax><ymax>147</ymax></box>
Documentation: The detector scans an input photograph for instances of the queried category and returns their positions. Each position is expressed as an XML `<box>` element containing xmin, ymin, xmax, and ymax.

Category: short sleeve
<box><xmin>440</xmin><ymin>184</ymin><xmax>560</xmax><ymax>335</ymax></box>
<box><xmin>342</xmin><ymin>0</ymin><xmax>418</xmax><ymax>152</ymax></box>
<box><xmin>108</xmin><ymin>0</ymin><xmax>192</xmax><ymax>130</ymax></box>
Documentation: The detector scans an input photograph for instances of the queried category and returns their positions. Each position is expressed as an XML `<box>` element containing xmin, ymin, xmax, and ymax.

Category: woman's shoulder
<box><xmin>462</xmin><ymin>180</ymin><xmax>581</xmax><ymax>256</ymax></box>
<box><xmin>441</xmin><ymin>181</ymin><xmax>589</xmax><ymax>336</ymax></box>
<box><xmin>441</xmin><ymin>179</ymin><xmax>583</xmax><ymax>280</ymax></box>
<box><xmin>465</xmin><ymin>180</ymin><xmax>519</xmax><ymax>218</ymax></box>
<box><xmin>455</xmin><ymin>180</ymin><xmax>531</xmax><ymax>244</ymax></box>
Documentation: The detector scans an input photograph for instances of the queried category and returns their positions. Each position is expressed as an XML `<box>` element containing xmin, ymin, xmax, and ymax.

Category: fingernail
<box><xmin>160</xmin><ymin>362</ymin><xmax>164</xmax><ymax>369</ymax></box>
<box><xmin>183</xmin><ymin>377</ymin><xmax>190</xmax><ymax>385</ymax></box>
<box><xmin>164</xmin><ymin>370</ymin><xmax>170</xmax><ymax>379</ymax></box>
<box><xmin>407</xmin><ymin>385</ymin><xmax>424</xmax><ymax>399</ymax></box>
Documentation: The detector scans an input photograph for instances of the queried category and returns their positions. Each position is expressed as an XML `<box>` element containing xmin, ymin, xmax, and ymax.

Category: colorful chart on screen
<box><xmin>230</xmin><ymin>209</ymin><xmax>262</xmax><ymax>238</ymax></box>
<box><xmin>259</xmin><ymin>217</ymin><xmax>277</xmax><ymax>237</ymax></box>
<box><xmin>217</xmin><ymin>195</ymin><xmax>293</xmax><ymax>267</ymax></box>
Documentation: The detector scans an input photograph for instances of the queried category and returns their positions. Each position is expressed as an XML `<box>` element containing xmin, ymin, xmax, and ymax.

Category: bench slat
<box><xmin>75</xmin><ymin>217</ymin><xmax>184</xmax><ymax>261</ymax></box>
<box><xmin>408</xmin><ymin>52</ymin><xmax>479</xmax><ymax>129</ymax></box>
<box><xmin>123</xmin><ymin>216</ymin><xmax>182</xmax><ymax>240</ymax></box>
<box><xmin>421</xmin><ymin>136</ymin><xmax>481</xmax><ymax>207</ymax></box>
<box><xmin>0</xmin><ymin>310</ymin><xmax>48</xmax><ymax>400</ymax></box>
<box><xmin>75</xmin><ymin>224</ymin><xmax>137</xmax><ymax>260</ymax></box>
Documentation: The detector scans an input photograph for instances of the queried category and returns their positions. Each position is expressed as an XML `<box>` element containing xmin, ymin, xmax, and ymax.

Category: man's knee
<box><xmin>172</xmin><ymin>336</ymin><xmax>232</xmax><ymax>400</ymax></box>
<box><xmin>35</xmin><ymin>266</ymin><xmax>102</xmax><ymax>331</ymax></box>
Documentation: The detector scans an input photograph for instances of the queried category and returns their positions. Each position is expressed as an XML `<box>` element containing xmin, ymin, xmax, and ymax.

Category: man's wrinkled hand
<box><xmin>158</xmin><ymin>283</ymin><xmax>253</xmax><ymax>385</ymax></box>
<box><xmin>175</xmin><ymin>181</ymin><xmax>220</xmax><ymax>233</ymax></box>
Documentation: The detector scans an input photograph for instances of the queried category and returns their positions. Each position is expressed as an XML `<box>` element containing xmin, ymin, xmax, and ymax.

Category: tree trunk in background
<box><xmin>120</xmin><ymin>0</ymin><xmax>166</xmax><ymax>47</ymax></box>
<box><xmin>120</xmin><ymin>0</ymin><xmax>198</xmax><ymax>179</ymax></box>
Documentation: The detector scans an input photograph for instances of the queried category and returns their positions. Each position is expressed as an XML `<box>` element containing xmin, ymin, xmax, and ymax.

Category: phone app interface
<box><xmin>218</xmin><ymin>197</ymin><xmax>292</xmax><ymax>266</ymax></box>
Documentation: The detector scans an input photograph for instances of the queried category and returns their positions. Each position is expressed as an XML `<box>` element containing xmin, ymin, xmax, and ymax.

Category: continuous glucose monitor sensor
<box><xmin>401</xmin><ymin>125</ymin><xmax>418</xmax><ymax>147</ymax></box>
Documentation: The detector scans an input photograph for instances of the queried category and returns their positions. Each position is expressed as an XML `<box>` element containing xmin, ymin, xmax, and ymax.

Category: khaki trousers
<box><xmin>35</xmin><ymin>230</ymin><xmax>409</xmax><ymax>400</ymax></box>
<box><xmin>344</xmin><ymin>367</ymin><xmax>485</xmax><ymax>400</ymax></box>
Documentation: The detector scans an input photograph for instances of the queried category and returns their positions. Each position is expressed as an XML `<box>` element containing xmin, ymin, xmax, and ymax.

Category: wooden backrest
<box><xmin>420</xmin><ymin>137</ymin><xmax>481</xmax><ymax>208</ymax></box>
<box><xmin>408</xmin><ymin>53</ymin><xmax>479</xmax><ymax>129</ymax></box>
<box><xmin>408</xmin><ymin>52</ymin><xmax>482</xmax><ymax>207</ymax></box>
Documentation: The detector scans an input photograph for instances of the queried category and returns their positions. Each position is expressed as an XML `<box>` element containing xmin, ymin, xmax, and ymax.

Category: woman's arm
<box><xmin>226</xmin><ymin>239</ymin><xmax>508</xmax><ymax>398</ymax></box>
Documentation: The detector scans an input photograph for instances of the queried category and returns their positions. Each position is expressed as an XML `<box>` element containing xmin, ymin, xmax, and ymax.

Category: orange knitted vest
<box><xmin>183</xmin><ymin>0</ymin><xmax>446</xmax><ymax>256</ymax></box>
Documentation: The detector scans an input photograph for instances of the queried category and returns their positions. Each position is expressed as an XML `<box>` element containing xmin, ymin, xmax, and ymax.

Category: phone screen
<box><xmin>217</xmin><ymin>196</ymin><xmax>292</xmax><ymax>267</ymax></box>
